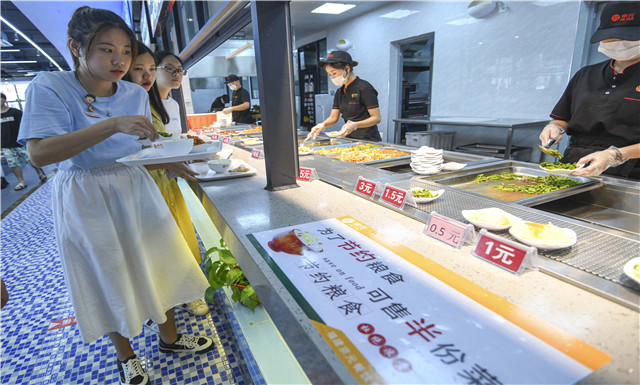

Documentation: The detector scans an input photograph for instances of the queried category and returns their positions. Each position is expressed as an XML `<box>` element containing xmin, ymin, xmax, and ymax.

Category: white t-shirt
<box><xmin>162</xmin><ymin>97</ymin><xmax>182</xmax><ymax>136</ymax></box>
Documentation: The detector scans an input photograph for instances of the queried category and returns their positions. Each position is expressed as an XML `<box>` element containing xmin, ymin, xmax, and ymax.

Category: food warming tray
<box><xmin>415</xmin><ymin>164</ymin><xmax>601</xmax><ymax>206</ymax></box>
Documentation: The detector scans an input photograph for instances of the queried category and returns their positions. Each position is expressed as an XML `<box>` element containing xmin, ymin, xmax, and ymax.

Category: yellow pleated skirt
<box><xmin>148</xmin><ymin>169</ymin><xmax>201</xmax><ymax>264</ymax></box>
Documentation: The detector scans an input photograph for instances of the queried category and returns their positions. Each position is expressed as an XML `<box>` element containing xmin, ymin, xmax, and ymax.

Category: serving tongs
<box><xmin>538</xmin><ymin>139</ymin><xmax>563</xmax><ymax>159</ymax></box>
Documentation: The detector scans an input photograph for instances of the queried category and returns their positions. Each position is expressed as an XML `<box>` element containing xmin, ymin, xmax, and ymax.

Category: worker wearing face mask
<box><xmin>307</xmin><ymin>51</ymin><xmax>382</xmax><ymax>141</ymax></box>
<box><xmin>539</xmin><ymin>1</ymin><xmax>640</xmax><ymax>179</ymax></box>
<box><xmin>222</xmin><ymin>74</ymin><xmax>253</xmax><ymax>124</ymax></box>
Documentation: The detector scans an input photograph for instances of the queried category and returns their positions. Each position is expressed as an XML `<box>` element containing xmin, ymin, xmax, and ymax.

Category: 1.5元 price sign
<box><xmin>423</xmin><ymin>211</ymin><xmax>474</xmax><ymax>249</ymax></box>
<box><xmin>473</xmin><ymin>229</ymin><xmax>537</xmax><ymax>275</ymax></box>
<box><xmin>379</xmin><ymin>185</ymin><xmax>407</xmax><ymax>208</ymax></box>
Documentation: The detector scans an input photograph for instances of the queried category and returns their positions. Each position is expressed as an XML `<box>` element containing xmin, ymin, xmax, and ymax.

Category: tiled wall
<box><xmin>311</xmin><ymin>1</ymin><xmax>583</xmax><ymax>142</ymax></box>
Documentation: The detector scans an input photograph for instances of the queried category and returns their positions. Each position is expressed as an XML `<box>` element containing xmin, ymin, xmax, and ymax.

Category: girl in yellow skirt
<box><xmin>124</xmin><ymin>42</ymin><xmax>209</xmax><ymax>317</ymax></box>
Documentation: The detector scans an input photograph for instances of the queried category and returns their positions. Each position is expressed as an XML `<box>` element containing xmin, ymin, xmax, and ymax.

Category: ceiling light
<box><xmin>0</xmin><ymin>16</ymin><xmax>63</xmax><ymax>71</ymax></box>
<box><xmin>187</xmin><ymin>18</ymin><xmax>193</xmax><ymax>22</ymax></box>
<box><xmin>1</xmin><ymin>49</ymin><xmax>20</xmax><ymax>53</ymax></box>
<box><xmin>312</xmin><ymin>3</ymin><xmax>356</xmax><ymax>15</ymax></box>
<box><xmin>2</xmin><ymin>60</ymin><xmax>37</xmax><ymax>64</ymax></box>
<box><xmin>226</xmin><ymin>42</ymin><xmax>254</xmax><ymax>60</ymax></box>
<box><xmin>380</xmin><ymin>10</ymin><xmax>419</xmax><ymax>19</ymax></box>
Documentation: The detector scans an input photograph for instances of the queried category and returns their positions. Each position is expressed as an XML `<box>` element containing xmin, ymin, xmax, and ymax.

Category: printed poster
<box><xmin>248</xmin><ymin>217</ymin><xmax>610</xmax><ymax>384</ymax></box>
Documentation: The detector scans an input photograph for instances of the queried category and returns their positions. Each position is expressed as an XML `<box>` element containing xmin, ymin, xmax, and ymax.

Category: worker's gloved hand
<box><xmin>222</xmin><ymin>107</ymin><xmax>232</xmax><ymax>114</ymax></box>
<box><xmin>306</xmin><ymin>123</ymin><xmax>325</xmax><ymax>141</ymax></box>
<box><xmin>539</xmin><ymin>123</ymin><xmax>565</xmax><ymax>146</ymax></box>
<box><xmin>337</xmin><ymin>120</ymin><xmax>358</xmax><ymax>137</ymax></box>
<box><xmin>572</xmin><ymin>146</ymin><xmax>629</xmax><ymax>177</ymax></box>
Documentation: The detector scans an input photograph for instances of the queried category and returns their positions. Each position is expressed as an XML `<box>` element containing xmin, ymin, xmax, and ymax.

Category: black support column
<box><xmin>251</xmin><ymin>0</ymin><xmax>299</xmax><ymax>191</ymax></box>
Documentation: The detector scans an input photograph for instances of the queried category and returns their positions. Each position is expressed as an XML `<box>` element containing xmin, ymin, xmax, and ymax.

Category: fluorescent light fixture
<box><xmin>0</xmin><ymin>16</ymin><xmax>63</xmax><ymax>71</ymax></box>
<box><xmin>2</xmin><ymin>60</ymin><xmax>37</xmax><ymax>64</ymax></box>
<box><xmin>380</xmin><ymin>10</ymin><xmax>419</xmax><ymax>19</ymax></box>
<box><xmin>312</xmin><ymin>3</ymin><xmax>355</xmax><ymax>15</ymax></box>
<box><xmin>1</xmin><ymin>49</ymin><xmax>20</xmax><ymax>53</ymax></box>
<box><xmin>445</xmin><ymin>17</ymin><xmax>480</xmax><ymax>26</ymax></box>
<box><xmin>225</xmin><ymin>42</ymin><xmax>254</xmax><ymax>60</ymax></box>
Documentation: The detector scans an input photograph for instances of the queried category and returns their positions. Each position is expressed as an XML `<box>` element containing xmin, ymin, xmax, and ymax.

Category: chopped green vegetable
<box><xmin>408</xmin><ymin>188</ymin><xmax>439</xmax><ymax>198</ymax></box>
<box><xmin>473</xmin><ymin>173</ymin><xmax>580</xmax><ymax>195</ymax></box>
<box><xmin>545</xmin><ymin>148</ymin><xmax>564</xmax><ymax>159</ymax></box>
<box><xmin>634</xmin><ymin>263</ymin><xmax>640</xmax><ymax>279</ymax></box>
<box><xmin>541</xmin><ymin>161</ymin><xmax>577</xmax><ymax>170</ymax></box>
<box><xmin>158</xmin><ymin>132</ymin><xmax>173</xmax><ymax>137</ymax></box>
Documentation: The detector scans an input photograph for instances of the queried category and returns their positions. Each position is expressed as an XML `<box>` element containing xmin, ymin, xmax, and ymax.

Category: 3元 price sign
<box><xmin>354</xmin><ymin>177</ymin><xmax>378</xmax><ymax>199</ymax></box>
<box><xmin>423</xmin><ymin>212</ymin><xmax>473</xmax><ymax>249</ymax></box>
<box><xmin>473</xmin><ymin>230</ymin><xmax>536</xmax><ymax>275</ymax></box>
<box><xmin>379</xmin><ymin>185</ymin><xmax>407</xmax><ymax>208</ymax></box>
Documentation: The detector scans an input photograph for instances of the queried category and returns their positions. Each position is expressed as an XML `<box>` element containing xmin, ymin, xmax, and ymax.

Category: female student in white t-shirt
<box><xmin>154</xmin><ymin>51</ymin><xmax>186</xmax><ymax>136</ymax></box>
<box><xmin>19</xmin><ymin>7</ymin><xmax>213</xmax><ymax>385</ymax></box>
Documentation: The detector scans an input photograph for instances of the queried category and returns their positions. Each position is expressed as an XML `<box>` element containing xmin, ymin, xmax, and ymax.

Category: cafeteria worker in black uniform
<box><xmin>222</xmin><ymin>74</ymin><xmax>253</xmax><ymax>124</ymax></box>
<box><xmin>539</xmin><ymin>1</ymin><xmax>640</xmax><ymax>179</ymax></box>
<box><xmin>307</xmin><ymin>51</ymin><xmax>382</xmax><ymax>141</ymax></box>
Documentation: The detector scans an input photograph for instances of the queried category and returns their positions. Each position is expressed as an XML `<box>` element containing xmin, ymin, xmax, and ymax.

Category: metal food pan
<box><xmin>330</xmin><ymin>147</ymin><xmax>412</xmax><ymax>165</ymax></box>
<box><xmin>297</xmin><ymin>138</ymin><xmax>348</xmax><ymax>148</ymax></box>
<box><xmin>415</xmin><ymin>164</ymin><xmax>601</xmax><ymax>206</ymax></box>
<box><xmin>311</xmin><ymin>143</ymin><xmax>371</xmax><ymax>156</ymax></box>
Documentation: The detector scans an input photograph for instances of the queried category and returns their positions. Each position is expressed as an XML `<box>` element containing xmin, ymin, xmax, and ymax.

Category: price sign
<box><xmin>251</xmin><ymin>149</ymin><xmax>263</xmax><ymax>159</ymax></box>
<box><xmin>297</xmin><ymin>167</ymin><xmax>316</xmax><ymax>181</ymax></box>
<box><xmin>211</xmin><ymin>134</ymin><xmax>219</xmax><ymax>140</ymax></box>
<box><xmin>354</xmin><ymin>177</ymin><xmax>378</xmax><ymax>199</ymax></box>
<box><xmin>379</xmin><ymin>185</ymin><xmax>407</xmax><ymax>208</ymax></box>
<box><xmin>423</xmin><ymin>212</ymin><xmax>472</xmax><ymax>249</ymax></box>
<box><xmin>222</xmin><ymin>137</ymin><xmax>231</xmax><ymax>144</ymax></box>
<box><xmin>472</xmin><ymin>230</ymin><xmax>536</xmax><ymax>275</ymax></box>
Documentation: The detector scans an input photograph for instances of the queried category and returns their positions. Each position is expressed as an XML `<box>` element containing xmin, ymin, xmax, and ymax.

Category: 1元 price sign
<box><xmin>473</xmin><ymin>229</ymin><xmax>537</xmax><ymax>275</ymax></box>
<box><xmin>379</xmin><ymin>185</ymin><xmax>407</xmax><ymax>208</ymax></box>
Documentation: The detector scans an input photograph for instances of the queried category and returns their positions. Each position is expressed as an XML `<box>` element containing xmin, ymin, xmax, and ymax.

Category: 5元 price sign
<box><xmin>379</xmin><ymin>185</ymin><xmax>407</xmax><ymax>208</ymax></box>
<box><xmin>354</xmin><ymin>177</ymin><xmax>378</xmax><ymax>199</ymax></box>
<box><xmin>423</xmin><ymin>212</ymin><xmax>473</xmax><ymax>249</ymax></box>
<box><xmin>297</xmin><ymin>167</ymin><xmax>317</xmax><ymax>181</ymax></box>
<box><xmin>473</xmin><ymin>229</ymin><xmax>537</xmax><ymax>275</ymax></box>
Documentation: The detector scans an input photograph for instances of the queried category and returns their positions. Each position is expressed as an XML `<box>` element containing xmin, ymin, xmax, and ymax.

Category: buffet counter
<box><xmin>188</xmin><ymin>143</ymin><xmax>639</xmax><ymax>384</ymax></box>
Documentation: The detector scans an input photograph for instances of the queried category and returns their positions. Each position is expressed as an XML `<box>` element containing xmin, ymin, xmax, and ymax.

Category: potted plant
<box><xmin>204</xmin><ymin>239</ymin><xmax>261</xmax><ymax>311</ymax></box>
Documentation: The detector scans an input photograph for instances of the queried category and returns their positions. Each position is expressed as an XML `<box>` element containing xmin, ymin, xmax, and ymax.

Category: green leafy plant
<box><xmin>204</xmin><ymin>239</ymin><xmax>261</xmax><ymax>311</ymax></box>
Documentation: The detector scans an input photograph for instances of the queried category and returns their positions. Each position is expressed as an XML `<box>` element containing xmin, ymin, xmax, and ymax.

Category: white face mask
<box><xmin>228</xmin><ymin>83</ymin><xmax>238</xmax><ymax>91</ymax></box>
<box><xmin>598</xmin><ymin>40</ymin><xmax>640</xmax><ymax>61</ymax></box>
<box><xmin>331</xmin><ymin>70</ymin><xmax>348</xmax><ymax>87</ymax></box>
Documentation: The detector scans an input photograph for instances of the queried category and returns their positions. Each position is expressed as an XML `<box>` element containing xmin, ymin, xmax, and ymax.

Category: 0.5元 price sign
<box><xmin>423</xmin><ymin>211</ymin><xmax>475</xmax><ymax>249</ymax></box>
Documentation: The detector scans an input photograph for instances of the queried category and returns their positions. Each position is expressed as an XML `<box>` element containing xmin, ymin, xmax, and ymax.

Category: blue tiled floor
<box><xmin>1</xmin><ymin>182</ymin><xmax>254</xmax><ymax>384</ymax></box>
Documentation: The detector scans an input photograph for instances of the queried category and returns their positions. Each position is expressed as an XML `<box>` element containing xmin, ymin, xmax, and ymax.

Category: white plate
<box><xmin>411</xmin><ymin>165</ymin><xmax>442</xmax><ymax>175</ymax></box>
<box><xmin>442</xmin><ymin>162</ymin><xmax>467</xmax><ymax>171</ymax></box>
<box><xmin>623</xmin><ymin>257</ymin><xmax>640</xmax><ymax>285</ymax></box>
<box><xmin>408</xmin><ymin>188</ymin><xmax>444</xmax><ymax>203</ymax></box>
<box><xmin>461</xmin><ymin>207</ymin><xmax>521</xmax><ymax>231</ymax></box>
<box><xmin>539</xmin><ymin>165</ymin><xmax>578</xmax><ymax>175</ymax></box>
<box><xmin>298</xmin><ymin>148</ymin><xmax>313</xmax><ymax>156</ymax></box>
<box><xmin>116</xmin><ymin>147</ymin><xmax>219</xmax><ymax>166</ymax></box>
<box><xmin>325</xmin><ymin>131</ymin><xmax>341</xmax><ymax>137</ymax></box>
<box><xmin>213</xmin><ymin>148</ymin><xmax>233</xmax><ymax>159</ymax></box>
<box><xmin>191</xmin><ymin>141</ymin><xmax>222</xmax><ymax>154</ymax></box>
<box><xmin>191</xmin><ymin>159</ymin><xmax>257</xmax><ymax>181</ymax></box>
<box><xmin>509</xmin><ymin>223</ymin><xmax>577</xmax><ymax>250</ymax></box>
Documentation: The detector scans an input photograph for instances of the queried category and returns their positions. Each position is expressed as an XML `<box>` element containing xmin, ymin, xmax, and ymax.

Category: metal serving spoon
<box><xmin>538</xmin><ymin>139</ymin><xmax>563</xmax><ymax>159</ymax></box>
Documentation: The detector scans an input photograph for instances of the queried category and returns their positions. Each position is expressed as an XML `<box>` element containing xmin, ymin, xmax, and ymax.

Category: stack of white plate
<box><xmin>410</xmin><ymin>146</ymin><xmax>443</xmax><ymax>175</ymax></box>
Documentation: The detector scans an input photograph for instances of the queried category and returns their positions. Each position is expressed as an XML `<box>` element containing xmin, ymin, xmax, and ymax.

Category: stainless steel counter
<box><xmin>189</xmin><ymin>145</ymin><xmax>639</xmax><ymax>384</ymax></box>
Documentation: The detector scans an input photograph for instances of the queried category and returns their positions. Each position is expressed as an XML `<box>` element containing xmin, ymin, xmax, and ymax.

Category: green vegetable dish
<box><xmin>541</xmin><ymin>161</ymin><xmax>577</xmax><ymax>170</ymax></box>
<box><xmin>137</xmin><ymin>132</ymin><xmax>173</xmax><ymax>140</ymax></box>
<box><xmin>408</xmin><ymin>188</ymin><xmax>439</xmax><ymax>198</ymax></box>
<box><xmin>473</xmin><ymin>172</ymin><xmax>581</xmax><ymax>195</ymax></box>
<box><xmin>634</xmin><ymin>263</ymin><xmax>640</xmax><ymax>279</ymax></box>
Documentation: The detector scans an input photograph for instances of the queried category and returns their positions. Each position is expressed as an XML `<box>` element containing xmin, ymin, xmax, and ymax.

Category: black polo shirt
<box><xmin>333</xmin><ymin>77</ymin><xmax>381</xmax><ymax>141</ymax></box>
<box><xmin>231</xmin><ymin>87</ymin><xmax>253</xmax><ymax>124</ymax></box>
<box><xmin>1</xmin><ymin>107</ymin><xmax>23</xmax><ymax>148</ymax></box>
<box><xmin>551</xmin><ymin>59</ymin><xmax>640</xmax><ymax>149</ymax></box>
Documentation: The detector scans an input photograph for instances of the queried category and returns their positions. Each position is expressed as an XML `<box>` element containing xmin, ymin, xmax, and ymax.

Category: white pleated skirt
<box><xmin>51</xmin><ymin>163</ymin><xmax>209</xmax><ymax>343</ymax></box>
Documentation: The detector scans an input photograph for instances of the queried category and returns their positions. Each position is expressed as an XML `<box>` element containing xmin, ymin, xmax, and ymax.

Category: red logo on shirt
<box><xmin>612</xmin><ymin>13</ymin><xmax>635</xmax><ymax>22</ymax></box>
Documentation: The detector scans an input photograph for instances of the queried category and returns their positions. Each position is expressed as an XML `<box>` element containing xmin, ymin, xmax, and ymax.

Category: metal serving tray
<box><xmin>330</xmin><ymin>147</ymin><xmax>413</xmax><ymax>165</ymax></box>
<box><xmin>297</xmin><ymin>138</ymin><xmax>348</xmax><ymax>148</ymax></box>
<box><xmin>415</xmin><ymin>163</ymin><xmax>601</xmax><ymax>206</ymax></box>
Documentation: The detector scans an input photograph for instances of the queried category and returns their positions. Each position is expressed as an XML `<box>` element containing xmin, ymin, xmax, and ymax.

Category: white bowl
<box><xmin>461</xmin><ymin>207</ymin><xmax>521</xmax><ymax>231</ymax></box>
<box><xmin>191</xmin><ymin>140</ymin><xmax>222</xmax><ymax>154</ymax></box>
<box><xmin>152</xmin><ymin>139</ymin><xmax>193</xmax><ymax>157</ymax></box>
<box><xmin>190</xmin><ymin>161</ymin><xmax>210</xmax><ymax>175</ymax></box>
<box><xmin>208</xmin><ymin>158</ymin><xmax>232</xmax><ymax>173</ymax></box>
<box><xmin>408</xmin><ymin>188</ymin><xmax>444</xmax><ymax>203</ymax></box>
<box><xmin>623</xmin><ymin>257</ymin><xmax>640</xmax><ymax>286</ymax></box>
